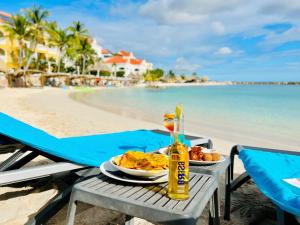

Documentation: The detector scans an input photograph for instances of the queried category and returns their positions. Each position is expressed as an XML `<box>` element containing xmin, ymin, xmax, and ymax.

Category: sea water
<box><xmin>72</xmin><ymin>85</ymin><xmax>300</xmax><ymax>150</ymax></box>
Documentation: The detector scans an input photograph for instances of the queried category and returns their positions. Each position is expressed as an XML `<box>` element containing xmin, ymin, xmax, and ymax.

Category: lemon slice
<box><xmin>175</xmin><ymin>104</ymin><xmax>183</xmax><ymax>119</ymax></box>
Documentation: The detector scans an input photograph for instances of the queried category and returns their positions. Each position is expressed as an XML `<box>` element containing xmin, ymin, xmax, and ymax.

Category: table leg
<box><xmin>213</xmin><ymin>189</ymin><xmax>220</xmax><ymax>225</ymax></box>
<box><xmin>125</xmin><ymin>215</ymin><xmax>135</xmax><ymax>225</ymax></box>
<box><xmin>209</xmin><ymin>176</ymin><xmax>221</xmax><ymax>218</ymax></box>
<box><xmin>209</xmin><ymin>189</ymin><xmax>220</xmax><ymax>225</ymax></box>
<box><xmin>66</xmin><ymin>199</ymin><xmax>77</xmax><ymax>225</ymax></box>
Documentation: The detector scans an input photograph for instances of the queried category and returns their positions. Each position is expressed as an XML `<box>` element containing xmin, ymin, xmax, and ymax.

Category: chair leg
<box><xmin>7</xmin><ymin>151</ymin><xmax>39</xmax><ymax>170</ymax></box>
<box><xmin>230</xmin><ymin>172</ymin><xmax>250</xmax><ymax>191</ymax></box>
<box><xmin>25</xmin><ymin>175</ymin><xmax>78</xmax><ymax>225</ymax></box>
<box><xmin>230</xmin><ymin>146</ymin><xmax>239</xmax><ymax>181</ymax></box>
<box><xmin>224</xmin><ymin>166</ymin><xmax>231</xmax><ymax>220</ymax></box>
<box><xmin>25</xmin><ymin>170</ymin><xmax>97</xmax><ymax>225</ymax></box>
<box><xmin>0</xmin><ymin>149</ymin><xmax>27</xmax><ymax>171</ymax></box>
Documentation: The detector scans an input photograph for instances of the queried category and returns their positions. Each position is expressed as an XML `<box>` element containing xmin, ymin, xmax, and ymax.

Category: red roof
<box><xmin>118</xmin><ymin>50</ymin><xmax>131</xmax><ymax>57</ymax></box>
<box><xmin>0</xmin><ymin>11</ymin><xmax>11</xmax><ymax>23</ymax></box>
<box><xmin>0</xmin><ymin>11</ymin><xmax>11</xmax><ymax>18</ymax></box>
<box><xmin>104</xmin><ymin>56</ymin><xmax>128</xmax><ymax>64</ymax></box>
<box><xmin>101</xmin><ymin>49</ymin><xmax>110</xmax><ymax>54</ymax></box>
<box><xmin>130</xmin><ymin>59</ymin><xmax>142</xmax><ymax>65</ymax></box>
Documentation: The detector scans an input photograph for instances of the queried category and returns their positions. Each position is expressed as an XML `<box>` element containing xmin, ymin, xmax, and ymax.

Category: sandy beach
<box><xmin>0</xmin><ymin>87</ymin><xmax>254</xmax><ymax>225</ymax></box>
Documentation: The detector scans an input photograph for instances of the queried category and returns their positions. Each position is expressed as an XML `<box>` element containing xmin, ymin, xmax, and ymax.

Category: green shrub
<box><xmin>116</xmin><ymin>71</ymin><xmax>125</xmax><ymax>77</ymax></box>
<box><xmin>99</xmin><ymin>70</ymin><xmax>111</xmax><ymax>76</ymax></box>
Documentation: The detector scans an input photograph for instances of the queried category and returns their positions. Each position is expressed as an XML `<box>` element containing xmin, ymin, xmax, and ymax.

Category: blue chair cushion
<box><xmin>0</xmin><ymin>112</ymin><xmax>191</xmax><ymax>167</ymax></box>
<box><xmin>239</xmin><ymin>148</ymin><xmax>300</xmax><ymax>216</ymax></box>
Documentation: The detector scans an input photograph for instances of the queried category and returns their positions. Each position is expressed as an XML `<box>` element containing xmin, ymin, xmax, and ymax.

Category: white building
<box><xmin>103</xmin><ymin>50</ymin><xmax>152</xmax><ymax>77</ymax></box>
<box><xmin>92</xmin><ymin>39</ymin><xmax>112</xmax><ymax>60</ymax></box>
<box><xmin>91</xmin><ymin>40</ymin><xmax>153</xmax><ymax>77</ymax></box>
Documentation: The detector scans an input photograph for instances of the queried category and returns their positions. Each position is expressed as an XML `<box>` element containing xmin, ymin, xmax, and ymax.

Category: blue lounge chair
<box><xmin>225</xmin><ymin>145</ymin><xmax>300</xmax><ymax>225</ymax></box>
<box><xmin>0</xmin><ymin>112</ymin><xmax>211</xmax><ymax>225</ymax></box>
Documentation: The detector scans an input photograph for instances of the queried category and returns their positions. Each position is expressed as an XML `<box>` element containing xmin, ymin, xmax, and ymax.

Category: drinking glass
<box><xmin>163</xmin><ymin>112</ymin><xmax>175</xmax><ymax>144</ymax></box>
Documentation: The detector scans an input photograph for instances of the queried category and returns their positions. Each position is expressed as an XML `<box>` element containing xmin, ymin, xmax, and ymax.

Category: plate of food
<box><xmin>100</xmin><ymin>161</ymin><xmax>168</xmax><ymax>184</ymax></box>
<box><xmin>189</xmin><ymin>146</ymin><xmax>225</xmax><ymax>165</ymax></box>
<box><xmin>159</xmin><ymin>146</ymin><xmax>225</xmax><ymax>165</ymax></box>
<box><xmin>110</xmin><ymin>151</ymin><xmax>169</xmax><ymax>178</ymax></box>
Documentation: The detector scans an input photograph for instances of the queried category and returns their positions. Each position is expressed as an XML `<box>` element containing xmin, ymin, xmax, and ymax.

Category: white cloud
<box><xmin>139</xmin><ymin>0</ymin><xmax>300</xmax><ymax>37</ymax></box>
<box><xmin>174</xmin><ymin>57</ymin><xmax>201</xmax><ymax>73</ymax></box>
<box><xmin>215</xmin><ymin>47</ymin><xmax>233</xmax><ymax>55</ymax></box>
<box><xmin>211</xmin><ymin>21</ymin><xmax>225</xmax><ymax>34</ymax></box>
<box><xmin>139</xmin><ymin>1</ymin><xmax>207</xmax><ymax>25</ymax></box>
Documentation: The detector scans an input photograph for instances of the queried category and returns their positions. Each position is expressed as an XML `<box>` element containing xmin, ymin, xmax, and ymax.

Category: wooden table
<box><xmin>66</xmin><ymin>173</ymin><xmax>219</xmax><ymax>225</ymax></box>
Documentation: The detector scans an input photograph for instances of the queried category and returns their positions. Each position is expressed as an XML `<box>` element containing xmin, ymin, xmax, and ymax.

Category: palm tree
<box><xmin>47</xmin><ymin>22</ymin><xmax>69</xmax><ymax>72</ymax></box>
<box><xmin>24</xmin><ymin>6</ymin><xmax>49</xmax><ymax>70</ymax></box>
<box><xmin>72</xmin><ymin>37</ymin><xmax>96</xmax><ymax>74</ymax></box>
<box><xmin>68</xmin><ymin>21</ymin><xmax>88</xmax><ymax>39</ymax></box>
<box><xmin>2</xmin><ymin>14</ymin><xmax>30</xmax><ymax>69</ymax></box>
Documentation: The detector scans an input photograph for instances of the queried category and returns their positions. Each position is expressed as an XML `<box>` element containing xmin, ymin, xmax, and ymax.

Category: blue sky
<box><xmin>1</xmin><ymin>0</ymin><xmax>300</xmax><ymax>81</ymax></box>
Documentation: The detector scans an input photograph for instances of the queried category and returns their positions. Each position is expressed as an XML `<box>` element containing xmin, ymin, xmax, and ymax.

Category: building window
<box><xmin>135</xmin><ymin>68</ymin><xmax>139</xmax><ymax>71</ymax></box>
<box><xmin>119</xmin><ymin>67</ymin><xmax>125</xmax><ymax>70</ymax></box>
<box><xmin>0</xmin><ymin>48</ymin><xmax>5</xmax><ymax>56</ymax></box>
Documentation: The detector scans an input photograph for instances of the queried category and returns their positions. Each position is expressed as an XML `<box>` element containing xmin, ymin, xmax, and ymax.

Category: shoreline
<box><xmin>136</xmin><ymin>81</ymin><xmax>232</xmax><ymax>87</ymax></box>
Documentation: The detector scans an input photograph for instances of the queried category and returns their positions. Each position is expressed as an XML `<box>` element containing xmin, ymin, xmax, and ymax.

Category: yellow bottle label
<box><xmin>168</xmin><ymin>144</ymin><xmax>189</xmax><ymax>200</ymax></box>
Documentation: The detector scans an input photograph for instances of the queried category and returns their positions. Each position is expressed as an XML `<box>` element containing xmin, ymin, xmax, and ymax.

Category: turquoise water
<box><xmin>73</xmin><ymin>86</ymin><xmax>300</xmax><ymax>150</ymax></box>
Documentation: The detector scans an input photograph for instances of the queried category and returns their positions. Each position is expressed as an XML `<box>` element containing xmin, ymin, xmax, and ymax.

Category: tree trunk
<box><xmin>24</xmin><ymin>53</ymin><xmax>35</xmax><ymax>71</ymax></box>
<box><xmin>24</xmin><ymin>41</ymin><xmax>37</xmax><ymax>73</ymax></box>
<box><xmin>18</xmin><ymin>40</ymin><xmax>23</xmax><ymax>70</ymax></box>
<box><xmin>46</xmin><ymin>55</ymin><xmax>51</xmax><ymax>73</ymax></box>
<box><xmin>18</xmin><ymin>48</ymin><xmax>23</xmax><ymax>70</ymax></box>
<box><xmin>82</xmin><ymin>56</ymin><xmax>86</xmax><ymax>75</ymax></box>
<box><xmin>57</xmin><ymin>49</ymin><xmax>61</xmax><ymax>73</ymax></box>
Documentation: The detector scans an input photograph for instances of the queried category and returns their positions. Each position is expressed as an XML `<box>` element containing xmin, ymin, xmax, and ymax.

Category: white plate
<box><xmin>158</xmin><ymin>147</ymin><xmax>226</xmax><ymax>165</ymax></box>
<box><xmin>100</xmin><ymin>161</ymin><xmax>168</xmax><ymax>184</ymax></box>
<box><xmin>110</xmin><ymin>155</ymin><xmax>168</xmax><ymax>178</ymax></box>
<box><xmin>189</xmin><ymin>155</ymin><xmax>226</xmax><ymax>165</ymax></box>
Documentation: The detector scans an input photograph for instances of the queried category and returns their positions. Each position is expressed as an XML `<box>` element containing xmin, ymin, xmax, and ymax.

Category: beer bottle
<box><xmin>168</xmin><ymin>105</ymin><xmax>189</xmax><ymax>200</ymax></box>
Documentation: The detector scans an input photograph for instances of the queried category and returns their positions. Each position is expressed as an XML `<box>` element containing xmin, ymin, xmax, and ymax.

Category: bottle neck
<box><xmin>173</xmin><ymin>114</ymin><xmax>184</xmax><ymax>144</ymax></box>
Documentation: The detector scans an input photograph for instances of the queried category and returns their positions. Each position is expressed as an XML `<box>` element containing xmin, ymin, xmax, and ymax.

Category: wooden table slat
<box><xmin>144</xmin><ymin>185</ymin><xmax>168</xmax><ymax>205</ymax></box>
<box><xmin>112</xmin><ymin>184</ymin><xmax>134</xmax><ymax>196</ymax></box>
<box><xmin>84</xmin><ymin>177</ymin><xmax>112</xmax><ymax>192</ymax></box>
<box><xmin>120</xmin><ymin>185</ymin><xmax>145</xmax><ymax>198</ymax></box>
<box><xmin>153</xmin><ymin>173</ymin><xmax>199</xmax><ymax>208</ymax></box>
<box><xmin>183</xmin><ymin>177</ymin><xmax>215</xmax><ymax>212</ymax></box>
<box><xmin>81</xmin><ymin>177</ymin><xmax>99</xmax><ymax>188</ymax></box>
<box><xmin>128</xmin><ymin>185</ymin><xmax>156</xmax><ymax>200</ymax></box>
<box><xmin>136</xmin><ymin>183</ymin><xmax>167</xmax><ymax>202</ymax></box>
<box><xmin>96</xmin><ymin>181</ymin><xmax>120</xmax><ymax>193</ymax></box>
<box><xmin>174</xmin><ymin>176</ymin><xmax>210</xmax><ymax>211</ymax></box>
<box><xmin>103</xmin><ymin>183</ymin><xmax>125</xmax><ymax>194</ymax></box>
<box><xmin>154</xmin><ymin>176</ymin><xmax>202</xmax><ymax>210</ymax></box>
